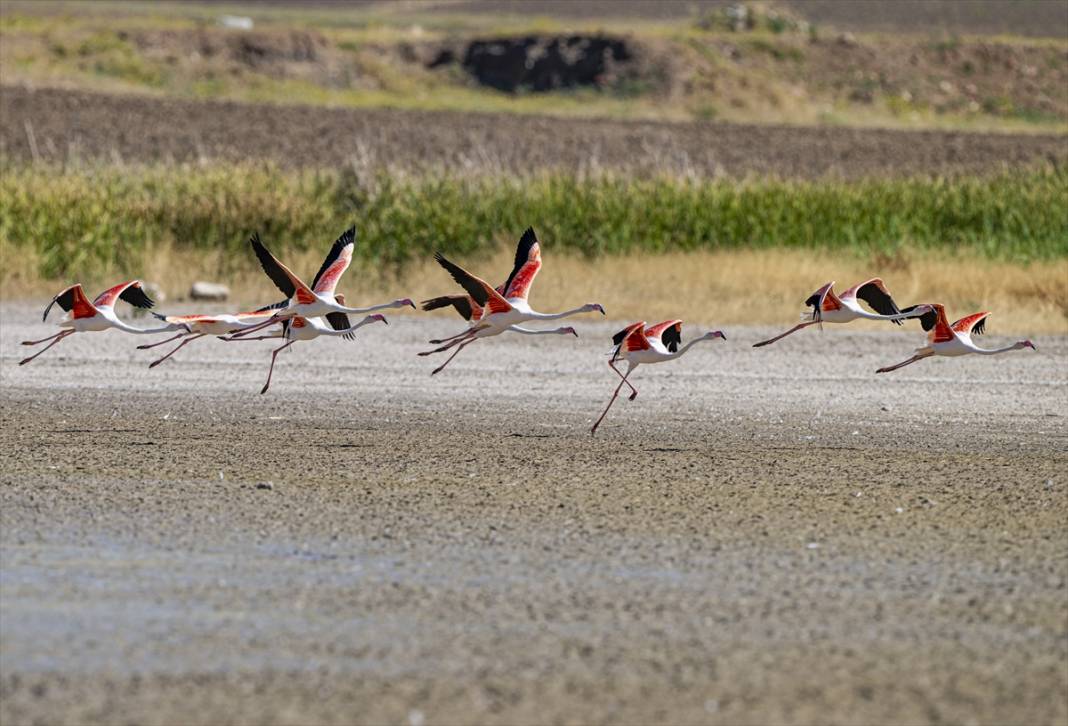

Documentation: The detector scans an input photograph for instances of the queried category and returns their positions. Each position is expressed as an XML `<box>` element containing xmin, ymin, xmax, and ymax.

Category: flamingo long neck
<box><xmin>110</xmin><ymin>318</ymin><xmax>181</xmax><ymax>335</ymax></box>
<box><xmin>668</xmin><ymin>338</ymin><xmax>711</xmax><ymax>359</ymax></box>
<box><xmin>339</xmin><ymin>300</ymin><xmax>402</xmax><ymax>314</ymax></box>
<box><xmin>326</xmin><ymin>318</ymin><xmax>382</xmax><ymax>336</ymax></box>
<box><xmin>972</xmin><ymin>342</ymin><xmax>1024</xmax><ymax>355</ymax></box>
<box><xmin>510</xmin><ymin>325</ymin><xmax>570</xmax><ymax>335</ymax></box>
<box><xmin>854</xmin><ymin>307</ymin><xmax>921</xmax><ymax>322</ymax></box>
<box><xmin>528</xmin><ymin>306</ymin><xmax>590</xmax><ymax>321</ymax></box>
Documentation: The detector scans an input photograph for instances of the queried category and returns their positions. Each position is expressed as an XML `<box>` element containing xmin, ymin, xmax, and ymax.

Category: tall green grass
<box><xmin>1</xmin><ymin>162</ymin><xmax>1065</xmax><ymax>284</ymax></box>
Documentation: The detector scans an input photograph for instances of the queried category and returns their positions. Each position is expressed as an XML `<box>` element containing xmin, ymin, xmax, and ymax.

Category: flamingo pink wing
<box><xmin>312</xmin><ymin>240</ymin><xmax>354</xmax><ymax>295</ymax></box>
<box><xmin>93</xmin><ymin>280</ymin><xmax>140</xmax><ymax>308</ymax></box>
<box><xmin>951</xmin><ymin>312</ymin><xmax>990</xmax><ymax>337</ymax></box>
<box><xmin>929</xmin><ymin>304</ymin><xmax>956</xmax><ymax>343</ymax></box>
<box><xmin>58</xmin><ymin>284</ymin><xmax>97</xmax><ymax>319</ymax></box>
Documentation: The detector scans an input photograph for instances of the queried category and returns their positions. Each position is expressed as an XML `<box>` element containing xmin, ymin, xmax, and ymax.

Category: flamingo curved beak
<box><xmin>402</xmin><ymin>298</ymin><xmax>416</xmax><ymax>309</ymax></box>
<box><xmin>713</xmin><ymin>330</ymin><xmax>726</xmax><ymax>340</ymax></box>
<box><xmin>371</xmin><ymin>314</ymin><xmax>388</xmax><ymax>325</ymax></box>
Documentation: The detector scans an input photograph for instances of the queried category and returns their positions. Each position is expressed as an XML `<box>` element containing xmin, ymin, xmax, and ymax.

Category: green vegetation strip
<box><xmin>2</xmin><ymin>163</ymin><xmax>1065</xmax><ymax>280</ymax></box>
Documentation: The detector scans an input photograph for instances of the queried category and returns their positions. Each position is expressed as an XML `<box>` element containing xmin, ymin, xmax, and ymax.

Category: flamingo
<box><xmin>753</xmin><ymin>279</ymin><xmax>932</xmax><ymax>347</ymax></box>
<box><xmin>223</xmin><ymin>294</ymin><xmax>388</xmax><ymax>394</ymax></box>
<box><xmin>136</xmin><ymin>310</ymin><xmax>284</xmax><ymax>368</ymax></box>
<box><xmin>590</xmin><ymin>320</ymin><xmax>726</xmax><ymax>435</ymax></box>
<box><xmin>419</xmin><ymin>228</ymin><xmax>580</xmax><ymax>374</ymax></box>
<box><xmin>876</xmin><ymin>304</ymin><xmax>1035</xmax><ymax>373</ymax></box>
<box><xmin>19</xmin><ymin>280</ymin><xmax>187</xmax><ymax>366</ymax></box>
<box><xmin>425</xmin><ymin>227</ymin><xmax>604</xmax><ymax>374</ymax></box>
<box><xmin>230</xmin><ymin>227</ymin><xmax>414</xmax><ymax>338</ymax></box>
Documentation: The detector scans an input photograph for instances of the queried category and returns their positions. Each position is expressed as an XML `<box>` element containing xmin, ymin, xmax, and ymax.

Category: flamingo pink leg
<box><xmin>22</xmin><ymin>330</ymin><xmax>70</xmax><ymax>346</ymax></box>
<box><xmin>419</xmin><ymin>332</ymin><xmax>474</xmax><ymax>357</ymax></box>
<box><xmin>19</xmin><ymin>330</ymin><xmax>74</xmax><ymax>365</ymax></box>
<box><xmin>591</xmin><ymin>371</ymin><xmax>634</xmax><ymax>435</ymax></box>
<box><xmin>222</xmin><ymin>334</ymin><xmax>282</xmax><ymax>342</ymax></box>
<box><xmin>229</xmin><ymin>316</ymin><xmax>285</xmax><ymax>339</ymax></box>
<box><xmin>609</xmin><ymin>359</ymin><xmax>639</xmax><ymax>400</ymax></box>
<box><xmin>260</xmin><ymin>340</ymin><xmax>296</xmax><ymax>394</ymax></box>
<box><xmin>431</xmin><ymin>339</ymin><xmax>476</xmax><ymax>375</ymax></box>
<box><xmin>429</xmin><ymin>328</ymin><xmax>480</xmax><ymax>345</ymax></box>
<box><xmin>752</xmin><ymin>321</ymin><xmax>816</xmax><ymax>348</ymax></box>
<box><xmin>876</xmin><ymin>354</ymin><xmax>930</xmax><ymax>374</ymax></box>
<box><xmin>148</xmin><ymin>333</ymin><xmax>205</xmax><ymax>368</ymax></box>
<box><xmin>137</xmin><ymin>332</ymin><xmax>188</xmax><ymax>350</ymax></box>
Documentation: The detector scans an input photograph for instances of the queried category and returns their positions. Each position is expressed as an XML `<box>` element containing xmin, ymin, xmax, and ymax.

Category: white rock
<box><xmin>190</xmin><ymin>281</ymin><xmax>230</xmax><ymax>301</ymax></box>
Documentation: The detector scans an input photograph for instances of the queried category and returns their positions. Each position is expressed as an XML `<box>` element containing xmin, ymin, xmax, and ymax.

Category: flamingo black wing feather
<box><xmin>118</xmin><ymin>284</ymin><xmax>155</xmax><ymax>310</ymax></box>
<box><xmin>421</xmin><ymin>295</ymin><xmax>475</xmax><ymax>321</ymax></box>
<box><xmin>250</xmin><ymin>233</ymin><xmax>297</xmax><ymax>299</ymax></box>
<box><xmin>43</xmin><ymin>287</ymin><xmax>77</xmax><ymax>321</ymax></box>
<box><xmin>434</xmin><ymin>253</ymin><xmax>489</xmax><ymax>306</ymax></box>
<box><xmin>662</xmin><ymin>324</ymin><xmax>682</xmax><ymax>353</ymax></box>
<box><xmin>501</xmin><ymin>227</ymin><xmax>538</xmax><ymax>299</ymax></box>
<box><xmin>856</xmin><ymin>281</ymin><xmax>903</xmax><ymax>325</ymax></box>
<box><xmin>900</xmin><ymin>305</ymin><xmax>937</xmax><ymax>331</ymax></box>
<box><xmin>325</xmin><ymin>311</ymin><xmax>355</xmax><ymax>340</ymax></box>
<box><xmin>255</xmin><ymin>299</ymin><xmax>290</xmax><ymax>313</ymax></box>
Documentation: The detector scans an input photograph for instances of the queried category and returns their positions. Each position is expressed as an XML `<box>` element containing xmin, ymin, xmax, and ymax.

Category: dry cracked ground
<box><xmin>1</xmin><ymin>302</ymin><xmax>1065</xmax><ymax>725</ymax></box>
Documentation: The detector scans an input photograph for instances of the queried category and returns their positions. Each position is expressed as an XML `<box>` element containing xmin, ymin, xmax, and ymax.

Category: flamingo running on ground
<box><xmin>424</xmin><ymin>227</ymin><xmax>604</xmax><ymax>374</ymax></box>
<box><xmin>223</xmin><ymin>294</ymin><xmax>388</xmax><ymax>394</ymax></box>
<box><xmin>136</xmin><ymin>309</ymin><xmax>285</xmax><ymax>367</ymax></box>
<box><xmin>591</xmin><ymin>320</ymin><xmax>726</xmax><ymax>435</ymax></box>
<box><xmin>229</xmin><ymin>227</ymin><xmax>414</xmax><ymax>339</ymax></box>
<box><xmin>875</xmin><ymin>304</ymin><xmax>1035</xmax><ymax>373</ymax></box>
<box><xmin>753</xmin><ymin>279</ymin><xmax>932</xmax><ymax>348</ymax></box>
<box><xmin>19</xmin><ymin>281</ymin><xmax>187</xmax><ymax>366</ymax></box>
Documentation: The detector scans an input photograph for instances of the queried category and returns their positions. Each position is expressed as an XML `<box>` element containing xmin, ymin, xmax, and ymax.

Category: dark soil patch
<box><xmin>3</xmin><ymin>86</ymin><xmax>1065</xmax><ymax>179</ymax></box>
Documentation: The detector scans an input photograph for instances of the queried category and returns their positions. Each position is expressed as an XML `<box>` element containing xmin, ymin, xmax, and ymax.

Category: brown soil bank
<box><xmin>3</xmin><ymin>86</ymin><xmax>1066</xmax><ymax>178</ymax></box>
<box><xmin>1</xmin><ymin>307</ymin><xmax>1066</xmax><ymax>725</ymax></box>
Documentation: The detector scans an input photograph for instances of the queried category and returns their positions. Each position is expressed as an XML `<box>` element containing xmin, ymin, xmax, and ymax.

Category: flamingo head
<box><xmin>397</xmin><ymin>298</ymin><xmax>416</xmax><ymax>309</ymax></box>
<box><xmin>587</xmin><ymin>303</ymin><xmax>606</xmax><ymax>315</ymax></box>
<box><xmin>367</xmin><ymin>313</ymin><xmax>388</xmax><ymax>326</ymax></box>
<box><xmin>1019</xmin><ymin>339</ymin><xmax>1036</xmax><ymax>350</ymax></box>
<box><xmin>561</xmin><ymin>326</ymin><xmax>578</xmax><ymax>337</ymax></box>
<box><xmin>705</xmin><ymin>330</ymin><xmax>726</xmax><ymax>341</ymax></box>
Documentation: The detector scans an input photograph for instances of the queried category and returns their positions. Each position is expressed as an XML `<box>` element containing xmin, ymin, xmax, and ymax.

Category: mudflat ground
<box><xmin>1</xmin><ymin>303</ymin><xmax>1065</xmax><ymax>725</ymax></box>
<box><xmin>3</xmin><ymin>86</ymin><xmax>1066</xmax><ymax>178</ymax></box>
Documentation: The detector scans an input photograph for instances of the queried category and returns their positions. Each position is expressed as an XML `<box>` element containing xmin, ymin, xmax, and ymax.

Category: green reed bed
<box><xmin>1</xmin><ymin>162</ymin><xmax>1065</xmax><ymax>283</ymax></box>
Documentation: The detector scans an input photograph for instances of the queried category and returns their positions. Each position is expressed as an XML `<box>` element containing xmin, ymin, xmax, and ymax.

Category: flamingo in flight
<box><xmin>136</xmin><ymin>309</ymin><xmax>284</xmax><ymax>368</ymax></box>
<box><xmin>224</xmin><ymin>294</ymin><xmax>388</xmax><ymax>394</ymax></box>
<box><xmin>19</xmin><ymin>280</ymin><xmax>186</xmax><ymax>366</ymax></box>
<box><xmin>876</xmin><ymin>304</ymin><xmax>1035</xmax><ymax>373</ymax></box>
<box><xmin>230</xmin><ymin>227</ymin><xmax>414</xmax><ymax>339</ymax></box>
<box><xmin>423</xmin><ymin>227</ymin><xmax>604</xmax><ymax>375</ymax></box>
<box><xmin>753</xmin><ymin>279</ymin><xmax>932</xmax><ymax>348</ymax></box>
<box><xmin>591</xmin><ymin>320</ymin><xmax>726</xmax><ymax>435</ymax></box>
<box><xmin>420</xmin><ymin>228</ymin><xmax>580</xmax><ymax>374</ymax></box>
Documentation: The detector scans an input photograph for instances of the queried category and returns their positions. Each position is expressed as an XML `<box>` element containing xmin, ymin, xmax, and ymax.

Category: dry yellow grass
<box><xmin>7</xmin><ymin>247</ymin><xmax>1062</xmax><ymax>336</ymax></box>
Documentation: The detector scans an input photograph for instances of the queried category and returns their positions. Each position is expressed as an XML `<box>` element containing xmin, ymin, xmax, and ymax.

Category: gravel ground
<box><xmin>1</xmin><ymin>302</ymin><xmax>1066</xmax><ymax>726</ymax></box>
<box><xmin>3</xmin><ymin>86</ymin><xmax>1066</xmax><ymax>179</ymax></box>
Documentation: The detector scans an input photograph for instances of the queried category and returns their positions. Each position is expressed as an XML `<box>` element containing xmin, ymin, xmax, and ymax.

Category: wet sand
<box><xmin>1</xmin><ymin>303</ymin><xmax>1065</xmax><ymax>725</ymax></box>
